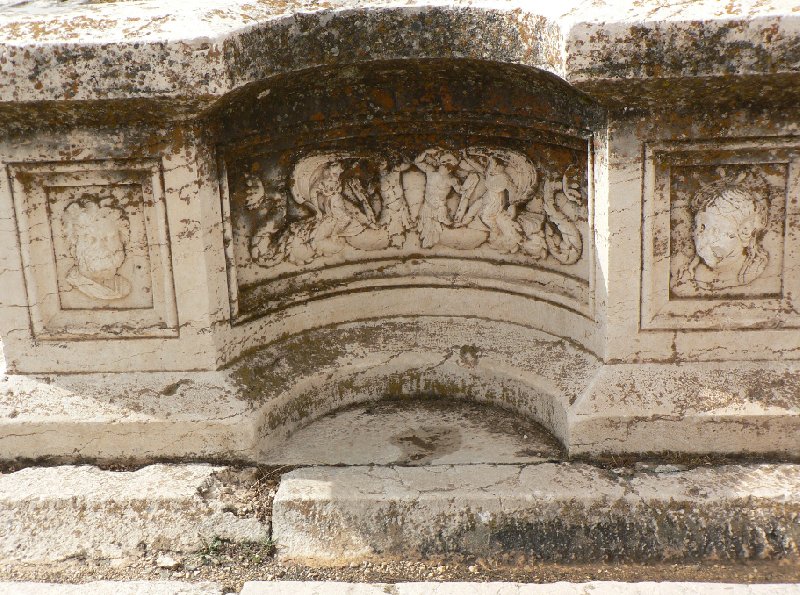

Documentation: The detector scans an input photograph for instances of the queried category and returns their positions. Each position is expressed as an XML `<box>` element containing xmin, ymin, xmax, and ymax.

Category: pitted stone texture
<box><xmin>0</xmin><ymin>582</ymin><xmax>222</xmax><ymax>595</ymax></box>
<box><xmin>241</xmin><ymin>583</ymin><xmax>800</xmax><ymax>594</ymax></box>
<box><xmin>273</xmin><ymin>463</ymin><xmax>800</xmax><ymax>564</ymax></box>
<box><xmin>0</xmin><ymin>465</ymin><xmax>267</xmax><ymax>563</ymax></box>
<box><xmin>0</xmin><ymin>1</ymin><xmax>796</xmax><ymax>106</ymax></box>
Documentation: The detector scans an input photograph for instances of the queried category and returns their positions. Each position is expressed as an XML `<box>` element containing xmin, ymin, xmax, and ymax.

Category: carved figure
<box><xmin>293</xmin><ymin>154</ymin><xmax>390</xmax><ymax>255</ymax></box>
<box><xmin>236</xmin><ymin>171</ymin><xmax>309</xmax><ymax>266</ymax></box>
<box><xmin>679</xmin><ymin>172</ymin><xmax>770</xmax><ymax>290</ymax></box>
<box><xmin>62</xmin><ymin>196</ymin><xmax>131</xmax><ymax>300</ymax></box>
<box><xmin>542</xmin><ymin>165</ymin><xmax>584</xmax><ymax>265</ymax></box>
<box><xmin>456</xmin><ymin>150</ymin><xmax>537</xmax><ymax>253</ymax></box>
<box><xmin>414</xmin><ymin>149</ymin><xmax>461</xmax><ymax>248</ymax></box>
<box><xmin>378</xmin><ymin>160</ymin><xmax>413</xmax><ymax>247</ymax></box>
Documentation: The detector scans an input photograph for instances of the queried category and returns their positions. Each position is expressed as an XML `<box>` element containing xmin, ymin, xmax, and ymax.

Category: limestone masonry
<box><xmin>0</xmin><ymin>0</ymin><xmax>799</xmax><ymax>461</ymax></box>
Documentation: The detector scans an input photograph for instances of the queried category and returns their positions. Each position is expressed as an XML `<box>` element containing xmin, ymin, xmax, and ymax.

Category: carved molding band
<box><xmin>243</xmin><ymin>148</ymin><xmax>585</xmax><ymax>267</ymax></box>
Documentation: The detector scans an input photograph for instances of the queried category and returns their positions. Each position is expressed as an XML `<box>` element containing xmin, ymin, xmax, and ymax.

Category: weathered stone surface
<box><xmin>568</xmin><ymin>360</ymin><xmax>800</xmax><ymax>457</ymax></box>
<box><xmin>0</xmin><ymin>582</ymin><xmax>222</xmax><ymax>595</ymax></box>
<box><xmin>0</xmin><ymin>465</ymin><xmax>267</xmax><ymax>562</ymax></box>
<box><xmin>273</xmin><ymin>463</ymin><xmax>800</xmax><ymax>563</ymax></box>
<box><xmin>0</xmin><ymin>1</ymin><xmax>795</xmax><ymax>107</ymax></box>
<box><xmin>241</xmin><ymin>583</ymin><xmax>800</xmax><ymax>595</ymax></box>
<box><xmin>262</xmin><ymin>398</ymin><xmax>562</xmax><ymax>465</ymax></box>
<box><xmin>0</xmin><ymin>369</ymin><xmax>255</xmax><ymax>461</ymax></box>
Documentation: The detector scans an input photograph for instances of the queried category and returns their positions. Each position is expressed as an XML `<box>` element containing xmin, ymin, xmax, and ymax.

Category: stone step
<box><xmin>0</xmin><ymin>465</ymin><xmax>268</xmax><ymax>563</ymax></box>
<box><xmin>2</xmin><ymin>583</ymin><xmax>798</xmax><ymax>595</ymax></box>
<box><xmin>241</xmin><ymin>582</ymin><xmax>800</xmax><ymax>594</ymax></box>
<box><xmin>273</xmin><ymin>462</ymin><xmax>800</xmax><ymax>564</ymax></box>
<box><xmin>0</xmin><ymin>582</ymin><xmax>222</xmax><ymax>595</ymax></box>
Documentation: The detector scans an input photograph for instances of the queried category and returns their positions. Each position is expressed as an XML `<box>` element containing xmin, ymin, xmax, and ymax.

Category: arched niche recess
<box><xmin>207</xmin><ymin>58</ymin><xmax>606</xmax><ymax>359</ymax></box>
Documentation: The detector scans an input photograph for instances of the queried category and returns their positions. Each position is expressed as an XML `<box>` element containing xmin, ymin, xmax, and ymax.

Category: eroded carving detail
<box><xmin>676</xmin><ymin>171</ymin><xmax>771</xmax><ymax>291</ymax></box>
<box><xmin>62</xmin><ymin>196</ymin><xmax>132</xmax><ymax>301</ymax></box>
<box><xmin>240</xmin><ymin>147</ymin><xmax>586</xmax><ymax>268</ymax></box>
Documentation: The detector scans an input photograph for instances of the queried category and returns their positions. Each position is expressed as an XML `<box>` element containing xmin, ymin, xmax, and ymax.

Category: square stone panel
<box><xmin>8</xmin><ymin>160</ymin><xmax>178</xmax><ymax>339</ymax></box>
<box><xmin>642</xmin><ymin>138</ymin><xmax>800</xmax><ymax>331</ymax></box>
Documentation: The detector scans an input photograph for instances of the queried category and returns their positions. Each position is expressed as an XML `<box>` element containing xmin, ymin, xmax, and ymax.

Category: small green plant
<box><xmin>261</xmin><ymin>536</ymin><xmax>277</xmax><ymax>556</ymax></box>
<box><xmin>200</xmin><ymin>535</ymin><xmax>226</xmax><ymax>557</ymax></box>
<box><xmin>247</xmin><ymin>536</ymin><xmax>277</xmax><ymax>563</ymax></box>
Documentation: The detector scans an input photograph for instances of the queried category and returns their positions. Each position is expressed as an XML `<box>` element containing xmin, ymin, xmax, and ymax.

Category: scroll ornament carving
<box><xmin>241</xmin><ymin>148</ymin><xmax>587</xmax><ymax>268</ymax></box>
<box><xmin>62</xmin><ymin>196</ymin><xmax>132</xmax><ymax>300</ymax></box>
<box><xmin>677</xmin><ymin>171</ymin><xmax>771</xmax><ymax>291</ymax></box>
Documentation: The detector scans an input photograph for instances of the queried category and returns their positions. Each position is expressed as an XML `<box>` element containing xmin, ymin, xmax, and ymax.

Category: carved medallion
<box><xmin>8</xmin><ymin>160</ymin><xmax>178</xmax><ymax>339</ymax></box>
<box><xmin>642</xmin><ymin>139</ymin><xmax>800</xmax><ymax>330</ymax></box>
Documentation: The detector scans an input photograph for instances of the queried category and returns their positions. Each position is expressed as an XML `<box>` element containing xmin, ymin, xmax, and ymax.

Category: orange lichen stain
<box><xmin>206</xmin><ymin>45</ymin><xmax>223</xmax><ymax>60</ymax></box>
<box><xmin>63</xmin><ymin>79</ymin><xmax>79</xmax><ymax>100</ymax></box>
<box><xmin>370</xmin><ymin>89</ymin><xmax>394</xmax><ymax>111</ymax></box>
<box><xmin>761</xmin><ymin>23</ymin><xmax>781</xmax><ymax>43</ymax></box>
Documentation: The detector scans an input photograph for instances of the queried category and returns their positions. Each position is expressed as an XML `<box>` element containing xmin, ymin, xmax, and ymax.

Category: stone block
<box><xmin>0</xmin><ymin>465</ymin><xmax>268</xmax><ymax>562</ymax></box>
<box><xmin>0</xmin><ymin>582</ymin><xmax>221</xmax><ymax>595</ymax></box>
<box><xmin>273</xmin><ymin>463</ymin><xmax>800</xmax><ymax>563</ymax></box>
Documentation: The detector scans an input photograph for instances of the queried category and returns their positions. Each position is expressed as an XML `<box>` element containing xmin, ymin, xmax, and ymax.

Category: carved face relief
<box><xmin>693</xmin><ymin>207</ymin><xmax>744</xmax><ymax>268</ymax></box>
<box><xmin>62</xmin><ymin>197</ymin><xmax>132</xmax><ymax>301</ymax></box>
<box><xmin>677</xmin><ymin>172</ymin><xmax>772</xmax><ymax>292</ymax></box>
<box><xmin>644</xmin><ymin>148</ymin><xmax>793</xmax><ymax>332</ymax></box>
<box><xmin>8</xmin><ymin>160</ymin><xmax>178</xmax><ymax>339</ymax></box>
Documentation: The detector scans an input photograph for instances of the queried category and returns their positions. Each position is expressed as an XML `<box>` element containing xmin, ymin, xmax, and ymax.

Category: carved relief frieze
<box><xmin>241</xmin><ymin>148</ymin><xmax>586</xmax><ymax>266</ymax></box>
<box><xmin>222</xmin><ymin>138</ymin><xmax>593</xmax><ymax>320</ymax></box>
<box><xmin>8</xmin><ymin>160</ymin><xmax>178</xmax><ymax>339</ymax></box>
<box><xmin>642</xmin><ymin>139</ymin><xmax>800</xmax><ymax>330</ymax></box>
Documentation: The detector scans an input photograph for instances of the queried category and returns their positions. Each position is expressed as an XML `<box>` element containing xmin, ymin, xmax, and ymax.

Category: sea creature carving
<box><xmin>240</xmin><ymin>147</ymin><xmax>587</xmax><ymax>268</ymax></box>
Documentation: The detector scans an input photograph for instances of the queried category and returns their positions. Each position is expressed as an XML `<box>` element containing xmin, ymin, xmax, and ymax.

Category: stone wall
<box><xmin>0</xmin><ymin>0</ymin><xmax>798</xmax><ymax>458</ymax></box>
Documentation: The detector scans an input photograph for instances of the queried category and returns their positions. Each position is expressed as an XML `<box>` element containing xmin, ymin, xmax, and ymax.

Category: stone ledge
<box><xmin>0</xmin><ymin>1</ymin><xmax>796</xmax><ymax>108</ymax></box>
<box><xmin>273</xmin><ymin>463</ymin><xmax>800</xmax><ymax>564</ymax></box>
<box><xmin>240</xmin><ymin>583</ymin><xmax>800</xmax><ymax>594</ymax></box>
<box><xmin>0</xmin><ymin>582</ymin><xmax>222</xmax><ymax>595</ymax></box>
<box><xmin>0</xmin><ymin>465</ymin><xmax>268</xmax><ymax>563</ymax></box>
<box><xmin>0</xmin><ymin>370</ymin><xmax>255</xmax><ymax>462</ymax></box>
<box><xmin>1</xmin><ymin>319</ymin><xmax>798</xmax><ymax>461</ymax></box>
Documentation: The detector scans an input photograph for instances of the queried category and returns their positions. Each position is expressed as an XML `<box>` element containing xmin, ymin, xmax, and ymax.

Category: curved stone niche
<box><xmin>215</xmin><ymin>60</ymin><xmax>603</xmax><ymax>325</ymax></box>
